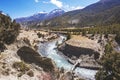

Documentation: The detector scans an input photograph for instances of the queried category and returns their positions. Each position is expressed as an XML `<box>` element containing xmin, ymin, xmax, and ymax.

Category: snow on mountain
<box><xmin>48</xmin><ymin>9</ymin><xmax>65</xmax><ymax>15</ymax></box>
<box><xmin>45</xmin><ymin>9</ymin><xmax>65</xmax><ymax>20</ymax></box>
<box><xmin>15</xmin><ymin>9</ymin><xmax>65</xmax><ymax>23</ymax></box>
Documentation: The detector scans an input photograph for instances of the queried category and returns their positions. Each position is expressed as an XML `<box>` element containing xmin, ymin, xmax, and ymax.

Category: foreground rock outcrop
<box><xmin>17</xmin><ymin>46</ymin><xmax>55</xmax><ymax>72</ymax></box>
<box><xmin>59</xmin><ymin>35</ymin><xmax>104</xmax><ymax>69</ymax></box>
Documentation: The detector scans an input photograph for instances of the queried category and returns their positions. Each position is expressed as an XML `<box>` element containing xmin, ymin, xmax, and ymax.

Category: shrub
<box><xmin>1</xmin><ymin>69</ymin><xmax>10</xmax><ymax>76</ymax></box>
<box><xmin>0</xmin><ymin>13</ymin><xmax>20</xmax><ymax>51</ymax></box>
<box><xmin>23</xmin><ymin>38</ymin><xmax>31</xmax><ymax>46</ymax></box>
<box><xmin>17</xmin><ymin>72</ymin><xmax>23</xmax><ymax>77</ymax></box>
<box><xmin>37</xmin><ymin>32</ymin><xmax>44</xmax><ymax>38</ymax></box>
<box><xmin>104</xmin><ymin>42</ymin><xmax>113</xmax><ymax>54</ymax></box>
<box><xmin>0</xmin><ymin>42</ymin><xmax>6</xmax><ymax>52</ymax></box>
<box><xmin>115</xmin><ymin>33</ymin><xmax>120</xmax><ymax>45</ymax></box>
<box><xmin>95</xmin><ymin>52</ymin><xmax>120</xmax><ymax>80</ymax></box>
<box><xmin>13</xmin><ymin>61</ymin><xmax>30</xmax><ymax>73</ymax></box>
<box><xmin>66</xmin><ymin>33</ymin><xmax>71</xmax><ymax>40</ymax></box>
<box><xmin>27</xmin><ymin>70</ymin><xmax>34</xmax><ymax>77</ymax></box>
<box><xmin>82</xmin><ymin>30</ymin><xmax>86</xmax><ymax>36</ymax></box>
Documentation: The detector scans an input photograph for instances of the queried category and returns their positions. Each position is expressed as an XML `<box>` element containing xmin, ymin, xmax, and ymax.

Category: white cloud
<box><xmin>70</xmin><ymin>6</ymin><xmax>84</xmax><ymax>10</ymax></box>
<box><xmin>43</xmin><ymin>1</ymin><xmax>50</xmax><ymax>4</ymax></box>
<box><xmin>63</xmin><ymin>4</ymin><xmax>84</xmax><ymax>11</ymax></box>
<box><xmin>50</xmin><ymin>0</ymin><xmax>63</xmax><ymax>8</ymax></box>
<box><xmin>35</xmin><ymin>0</ymin><xmax>39</xmax><ymax>3</ymax></box>
<box><xmin>40</xmin><ymin>0</ymin><xmax>84</xmax><ymax>11</ymax></box>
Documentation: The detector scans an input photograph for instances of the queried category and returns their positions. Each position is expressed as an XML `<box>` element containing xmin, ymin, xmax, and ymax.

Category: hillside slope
<box><xmin>41</xmin><ymin>0</ymin><xmax>120</xmax><ymax>27</ymax></box>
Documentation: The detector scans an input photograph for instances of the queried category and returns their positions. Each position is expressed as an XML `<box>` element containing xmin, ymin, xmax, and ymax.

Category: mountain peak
<box><xmin>49</xmin><ymin>9</ymin><xmax>65</xmax><ymax>14</ymax></box>
<box><xmin>52</xmin><ymin>9</ymin><xmax>64</xmax><ymax>11</ymax></box>
<box><xmin>38</xmin><ymin>11</ymin><xmax>47</xmax><ymax>14</ymax></box>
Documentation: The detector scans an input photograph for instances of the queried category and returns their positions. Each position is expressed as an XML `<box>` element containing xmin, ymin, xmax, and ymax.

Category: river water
<box><xmin>38</xmin><ymin>35</ymin><xmax>97</xmax><ymax>80</ymax></box>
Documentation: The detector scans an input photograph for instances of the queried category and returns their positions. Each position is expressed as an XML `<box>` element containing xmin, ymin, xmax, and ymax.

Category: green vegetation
<box><xmin>13</xmin><ymin>61</ymin><xmax>30</xmax><ymax>72</ymax></box>
<box><xmin>95</xmin><ymin>52</ymin><xmax>120</xmax><ymax>80</ymax></box>
<box><xmin>52</xmin><ymin>24</ymin><xmax>120</xmax><ymax>35</ymax></box>
<box><xmin>115</xmin><ymin>33</ymin><xmax>120</xmax><ymax>45</ymax></box>
<box><xmin>23</xmin><ymin>38</ymin><xmax>31</xmax><ymax>46</ymax></box>
<box><xmin>0</xmin><ymin>13</ymin><xmax>20</xmax><ymax>52</ymax></box>
<box><xmin>0</xmin><ymin>43</ymin><xmax>6</xmax><ymax>52</ymax></box>
<box><xmin>37</xmin><ymin>32</ymin><xmax>44</xmax><ymax>38</ymax></box>
<box><xmin>66</xmin><ymin>33</ymin><xmax>71</xmax><ymax>40</ymax></box>
<box><xmin>13</xmin><ymin>61</ymin><xmax>30</xmax><ymax>77</ymax></box>
<box><xmin>1</xmin><ymin>68</ymin><xmax>10</xmax><ymax>76</ymax></box>
<box><xmin>104</xmin><ymin>42</ymin><xmax>113</xmax><ymax>54</ymax></box>
<box><xmin>52</xmin><ymin>24</ymin><xmax>120</xmax><ymax>45</ymax></box>
<box><xmin>95</xmin><ymin>34</ymin><xmax>120</xmax><ymax>80</ymax></box>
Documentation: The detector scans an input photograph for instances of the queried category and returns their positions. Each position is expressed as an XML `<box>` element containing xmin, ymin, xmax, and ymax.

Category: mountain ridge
<box><xmin>15</xmin><ymin>9</ymin><xmax>65</xmax><ymax>27</ymax></box>
<box><xmin>41</xmin><ymin>0</ymin><xmax>120</xmax><ymax>27</ymax></box>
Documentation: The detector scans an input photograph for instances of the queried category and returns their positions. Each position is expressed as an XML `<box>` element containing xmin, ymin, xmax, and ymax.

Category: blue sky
<box><xmin>0</xmin><ymin>0</ymin><xmax>99</xmax><ymax>19</ymax></box>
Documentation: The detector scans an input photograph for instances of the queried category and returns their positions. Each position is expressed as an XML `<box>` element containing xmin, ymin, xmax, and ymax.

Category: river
<box><xmin>38</xmin><ymin>35</ymin><xmax>97</xmax><ymax>80</ymax></box>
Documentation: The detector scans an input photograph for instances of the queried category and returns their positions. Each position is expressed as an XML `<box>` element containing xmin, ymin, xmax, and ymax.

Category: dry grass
<box><xmin>66</xmin><ymin>35</ymin><xmax>101</xmax><ymax>52</ymax></box>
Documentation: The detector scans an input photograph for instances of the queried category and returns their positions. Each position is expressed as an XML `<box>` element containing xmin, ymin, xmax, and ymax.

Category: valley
<box><xmin>0</xmin><ymin>28</ymin><xmax>99</xmax><ymax>80</ymax></box>
<box><xmin>0</xmin><ymin>0</ymin><xmax>120</xmax><ymax>80</ymax></box>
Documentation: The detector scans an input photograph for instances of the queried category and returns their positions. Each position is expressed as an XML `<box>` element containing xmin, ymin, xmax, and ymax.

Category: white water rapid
<box><xmin>38</xmin><ymin>35</ymin><xmax>97</xmax><ymax>80</ymax></box>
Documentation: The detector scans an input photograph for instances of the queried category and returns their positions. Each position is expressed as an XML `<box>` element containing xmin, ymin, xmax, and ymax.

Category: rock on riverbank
<box><xmin>59</xmin><ymin>35</ymin><xmax>104</xmax><ymax>69</ymax></box>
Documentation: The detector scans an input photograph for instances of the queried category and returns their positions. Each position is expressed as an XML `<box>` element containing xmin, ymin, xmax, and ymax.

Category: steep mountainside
<box><xmin>41</xmin><ymin>0</ymin><xmax>120</xmax><ymax>27</ymax></box>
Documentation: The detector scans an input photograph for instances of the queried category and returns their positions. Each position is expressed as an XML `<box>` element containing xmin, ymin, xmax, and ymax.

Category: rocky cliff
<box><xmin>59</xmin><ymin>35</ymin><xmax>105</xmax><ymax>69</ymax></box>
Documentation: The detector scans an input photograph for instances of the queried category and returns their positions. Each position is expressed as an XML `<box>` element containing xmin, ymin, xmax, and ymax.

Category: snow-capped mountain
<box><xmin>45</xmin><ymin>9</ymin><xmax>65</xmax><ymax>20</ymax></box>
<box><xmin>48</xmin><ymin>9</ymin><xmax>65</xmax><ymax>15</ymax></box>
<box><xmin>15</xmin><ymin>9</ymin><xmax>65</xmax><ymax>24</ymax></box>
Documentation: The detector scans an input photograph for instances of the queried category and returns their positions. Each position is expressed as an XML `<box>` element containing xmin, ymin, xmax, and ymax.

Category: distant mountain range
<box><xmin>15</xmin><ymin>9</ymin><xmax>65</xmax><ymax>27</ymax></box>
<box><xmin>16</xmin><ymin>0</ymin><xmax>120</xmax><ymax>27</ymax></box>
